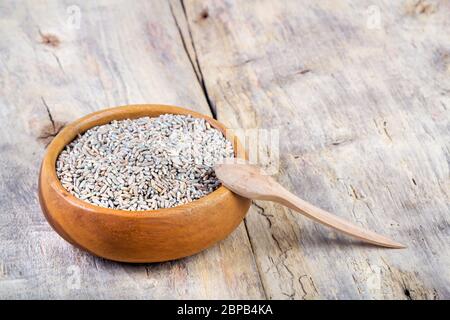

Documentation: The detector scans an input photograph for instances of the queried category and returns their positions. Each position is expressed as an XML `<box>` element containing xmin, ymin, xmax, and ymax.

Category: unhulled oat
<box><xmin>56</xmin><ymin>114</ymin><xmax>234</xmax><ymax>211</ymax></box>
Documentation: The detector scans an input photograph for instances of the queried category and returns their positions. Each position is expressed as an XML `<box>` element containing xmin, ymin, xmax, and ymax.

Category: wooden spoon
<box><xmin>215</xmin><ymin>162</ymin><xmax>405</xmax><ymax>249</ymax></box>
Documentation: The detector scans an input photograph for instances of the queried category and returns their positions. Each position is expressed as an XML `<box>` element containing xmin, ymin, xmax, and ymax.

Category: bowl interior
<box><xmin>44</xmin><ymin>104</ymin><xmax>242</xmax><ymax>217</ymax></box>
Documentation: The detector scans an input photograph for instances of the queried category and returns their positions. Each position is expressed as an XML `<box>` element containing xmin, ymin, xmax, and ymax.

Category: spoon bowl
<box><xmin>215</xmin><ymin>162</ymin><xmax>279</xmax><ymax>200</ymax></box>
<box><xmin>38</xmin><ymin>104</ymin><xmax>251</xmax><ymax>263</ymax></box>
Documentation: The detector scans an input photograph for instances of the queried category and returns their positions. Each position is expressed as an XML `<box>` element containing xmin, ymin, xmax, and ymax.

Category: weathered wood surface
<box><xmin>0</xmin><ymin>0</ymin><xmax>449</xmax><ymax>299</ymax></box>
<box><xmin>0</xmin><ymin>0</ymin><xmax>263</xmax><ymax>299</ymax></box>
<box><xmin>178</xmin><ymin>0</ymin><xmax>450</xmax><ymax>299</ymax></box>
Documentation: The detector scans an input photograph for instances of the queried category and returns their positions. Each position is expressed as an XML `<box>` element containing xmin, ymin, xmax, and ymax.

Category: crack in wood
<box><xmin>295</xmin><ymin>69</ymin><xmax>311</xmax><ymax>75</ymax></box>
<box><xmin>349</xmin><ymin>184</ymin><xmax>362</xmax><ymax>200</ymax></box>
<box><xmin>372</xmin><ymin>119</ymin><xmax>393</xmax><ymax>142</ymax></box>
<box><xmin>298</xmin><ymin>274</ymin><xmax>319</xmax><ymax>299</ymax></box>
<box><xmin>267</xmin><ymin>232</ymin><xmax>297</xmax><ymax>297</ymax></box>
<box><xmin>382</xmin><ymin>121</ymin><xmax>393</xmax><ymax>142</ymax></box>
<box><xmin>169</xmin><ymin>2</ymin><xmax>202</xmax><ymax>84</ymax></box>
<box><xmin>51</xmin><ymin>52</ymin><xmax>65</xmax><ymax>74</ymax></box>
<box><xmin>177</xmin><ymin>0</ymin><xmax>217</xmax><ymax>119</ymax></box>
<box><xmin>41</xmin><ymin>96</ymin><xmax>55</xmax><ymax>132</ymax></box>
<box><xmin>38</xmin><ymin>97</ymin><xmax>65</xmax><ymax>147</ymax></box>
<box><xmin>243</xmin><ymin>218</ymin><xmax>269</xmax><ymax>299</ymax></box>
<box><xmin>252</xmin><ymin>201</ymin><xmax>273</xmax><ymax>228</ymax></box>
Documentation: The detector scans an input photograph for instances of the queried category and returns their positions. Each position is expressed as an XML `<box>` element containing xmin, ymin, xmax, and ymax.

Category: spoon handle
<box><xmin>273</xmin><ymin>189</ymin><xmax>405</xmax><ymax>248</ymax></box>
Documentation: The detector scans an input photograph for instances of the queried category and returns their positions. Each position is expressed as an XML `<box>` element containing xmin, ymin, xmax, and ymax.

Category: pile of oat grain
<box><xmin>56</xmin><ymin>114</ymin><xmax>234</xmax><ymax>210</ymax></box>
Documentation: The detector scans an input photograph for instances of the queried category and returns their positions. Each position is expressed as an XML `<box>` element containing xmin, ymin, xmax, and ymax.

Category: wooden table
<box><xmin>0</xmin><ymin>0</ymin><xmax>448</xmax><ymax>299</ymax></box>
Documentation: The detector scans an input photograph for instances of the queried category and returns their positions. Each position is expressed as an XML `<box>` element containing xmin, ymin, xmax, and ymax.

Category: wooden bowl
<box><xmin>38</xmin><ymin>104</ymin><xmax>251</xmax><ymax>263</ymax></box>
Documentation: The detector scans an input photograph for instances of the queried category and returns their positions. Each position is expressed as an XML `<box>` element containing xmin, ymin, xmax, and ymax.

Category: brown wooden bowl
<box><xmin>38</xmin><ymin>104</ymin><xmax>251</xmax><ymax>263</ymax></box>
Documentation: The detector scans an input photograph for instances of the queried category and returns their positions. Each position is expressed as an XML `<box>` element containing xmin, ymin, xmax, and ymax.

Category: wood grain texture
<box><xmin>0</xmin><ymin>0</ymin><xmax>263</xmax><ymax>299</ymax></box>
<box><xmin>1</xmin><ymin>0</ymin><xmax>448</xmax><ymax>299</ymax></box>
<box><xmin>181</xmin><ymin>0</ymin><xmax>450</xmax><ymax>299</ymax></box>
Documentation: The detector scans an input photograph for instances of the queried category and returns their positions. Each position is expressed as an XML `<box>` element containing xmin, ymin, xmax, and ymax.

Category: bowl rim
<box><xmin>42</xmin><ymin>104</ymin><xmax>242</xmax><ymax>219</ymax></box>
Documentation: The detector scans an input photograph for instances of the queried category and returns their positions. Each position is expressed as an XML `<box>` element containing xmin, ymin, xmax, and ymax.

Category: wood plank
<box><xmin>0</xmin><ymin>0</ymin><xmax>264</xmax><ymax>299</ymax></box>
<box><xmin>182</xmin><ymin>0</ymin><xmax>450</xmax><ymax>299</ymax></box>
